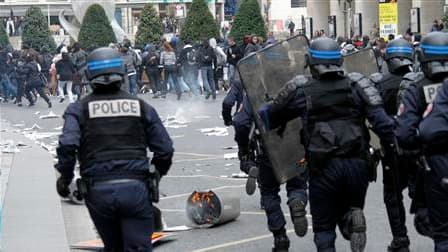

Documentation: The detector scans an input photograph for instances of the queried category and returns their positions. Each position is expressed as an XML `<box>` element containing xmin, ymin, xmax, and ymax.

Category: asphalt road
<box><xmin>0</xmin><ymin>93</ymin><xmax>434</xmax><ymax>252</ymax></box>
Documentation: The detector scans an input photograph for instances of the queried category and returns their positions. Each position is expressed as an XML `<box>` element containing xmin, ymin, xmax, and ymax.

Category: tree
<box><xmin>22</xmin><ymin>6</ymin><xmax>56</xmax><ymax>52</ymax></box>
<box><xmin>181</xmin><ymin>0</ymin><xmax>219</xmax><ymax>43</ymax></box>
<box><xmin>135</xmin><ymin>3</ymin><xmax>163</xmax><ymax>47</ymax></box>
<box><xmin>229</xmin><ymin>0</ymin><xmax>266</xmax><ymax>43</ymax></box>
<box><xmin>78</xmin><ymin>4</ymin><xmax>116</xmax><ymax>50</ymax></box>
<box><xmin>0</xmin><ymin>20</ymin><xmax>8</xmax><ymax>48</ymax></box>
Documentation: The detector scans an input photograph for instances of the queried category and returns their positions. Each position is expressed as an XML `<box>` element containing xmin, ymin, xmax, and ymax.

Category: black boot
<box><xmin>288</xmin><ymin>199</ymin><xmax>308</xmax><ymax>237</ymax></box>
<box><xmin>245</xmin><ymin>166</ymin><xmax>259</xmax><ymax>195</ymax></box>
<box><xmin>272</xmin><ymin>230</ymin><xmax>289</xmax><ymax>252</ymax></box>
<box><xmin>387</xmin><ymin>236</ymin><xmax>410</xmax><ymax>252</ymax></box>
<box><xmin>48</xmin><ymin>101</ymin><xmax>52</xmax><ymax>108</ymax></box>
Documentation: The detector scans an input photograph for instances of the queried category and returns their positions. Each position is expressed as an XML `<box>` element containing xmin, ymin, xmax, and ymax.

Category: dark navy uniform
<box><xmin>56</xmin><ymin>47</ymin><xmax>174</xmax><ymax>252</ymax></box>
<box><xmin>396</xmin><ymin>32</ymin><xmax>448</xmax><ymax>252</ymax></box>
<box><xmin>223</xmin><ymin>77</ymin><xmax>308</xmax><ymax>251</ymax></box>
<box><xmin>369</xmin><ymin>39</ymin><xmax>418</xmax><ymax>251</ymax></box>
<box><xmin>259</xmin><ymin>37</ymin><xmax>395</xmax><ymax>252</ymax></box>
<box><xmin>419</xmin><ymin>81</ymin><xmax>448</xmax><ymax>251</ymax></box>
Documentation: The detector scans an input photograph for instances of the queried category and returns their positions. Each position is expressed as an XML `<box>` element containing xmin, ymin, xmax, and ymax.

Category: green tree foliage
<box><xmin>78</xmin><ymin>4</ymin><xmax>116</xmax><ymax>50</ymax></box>
<box><xmin>0</xmin><ymin>20</ymin><xmax>9</xmax><ymax>48</ymax></box>
<box><xmin>181</xmin><ymin>0</ymin><xmax>219</xmax><ymax>42</ymax></box>
<box><xmin>229</xmin><ymin>0</ymin><xmax>266</xmax><ymax>43</ymax></box>
<box><xmin>135</xmin><ymin>3</ymin><xmax>163</xmax><ymax>47</ymax></box>
<box><xmin>22</xmin><ymin>6</ymin><xmax>56</xmax><ymax>52</ymax></box>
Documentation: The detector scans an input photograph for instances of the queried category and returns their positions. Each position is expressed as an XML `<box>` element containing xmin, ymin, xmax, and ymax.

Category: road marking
<box><xmin>174</xmin><ymin>157</ymin><xmax>221</xmax><ymax>163</ymax></box>
<box><xmin>164</xmin><ymin>175</ymin><xmax>242</xmax><ymax>181</ymax></box>
<box><xmin>190</xmin><ymin>229</ymin><xmax>296</xmax><ymax>252</ymax></box>
<box><xmin>160</xmin><ymin>185</ymin><xmax>245</xmax><ymax>200</ymax></box>
<box><xmin>175</xmin><ymin>152</ymin><xmax>222</xmax><ymax>158</ymax></box>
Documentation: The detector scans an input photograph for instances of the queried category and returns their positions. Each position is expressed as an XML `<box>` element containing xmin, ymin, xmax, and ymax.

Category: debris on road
<box><xmin>39</xmin><ymin>111</ymin><xmax>60</xmax><ymax>119</ymax></box>
<box><xmin>24</xmin><ymin>124</ymin><xmax>42</xmax><ymax>131</ymax></box>
<box><xmin>224</xmin><ymin>153</ymin><xmax>238</xmax><ymax>160</ymax></box>
<box><xmin>222</xmin><ymin>145</ymin><xmax>238</xmax><ymax>150</ymax></box>
<box><xmin>186</xmin><ymin>190</ymin><xmax>240</xmax><ymax>228</ymax></box>
<box><xmin>231</xmin><ymin>172</ymin><xmax>249</xmax><ymax>179</ymax></box>
<box><xmin>71</xmin><ymin>232</ymin><xmax>175</xmax><ymax>250</ymax></box>
<box><xmin>163</xmin><ymin>225</ymin><xmax>193</xmax><ymax>232</ymax></box>
<box><xmin>200</xmin><ymin>127</ymin><xmax>229</xmax><ymax>136</ymax></box>
<box><xmin>1</xmin><ymin>140</ymin><xmax>20</xmax><ymax>153</ymax></box>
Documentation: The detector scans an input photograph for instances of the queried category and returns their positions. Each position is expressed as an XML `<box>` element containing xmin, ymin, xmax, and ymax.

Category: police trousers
<box><xmin>426</xmin><ymin>155</ymin><xmax>448</xmax><ymax>251</ymax></box>
<box><xmin>381</xmin><ymin>148</ymin><xmax>418</xmax><ymax>238</ymax></box>
<box><xmin>85</xmin><ymin>180</ymin><xmax>153</xmax><ymax>252</ymax></box>
<box><xmin>258</xmin><ymin>155</ymin><xmax>308</xmax><ymax>233</ymax></box>
<box><xmin>309</xmin><ymin>158</ymin><xmax>369</xmax><ymax>251</ymax></box>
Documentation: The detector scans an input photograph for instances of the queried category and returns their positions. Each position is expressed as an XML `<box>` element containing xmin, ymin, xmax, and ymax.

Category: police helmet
<box><xmin>85</xmin><ymin>47</ymin><xmax>125</xmax><ymax>88</ymax></box>
<box><xmin>307</xmin><ymin>37</ymin><xmax>343</xmax><ymax>67</ymax></box>
<box><xmin>307</xmin><ymin>37</ymin><xmax>343</xmax><ymax>77</ymax></box>
<box><xmin>418</xmin><ymin>32</ymin><xmax>448</xmax><ymax>79</ymax></box>
<box><xmin>384</xmin><ymin>38</ymin><xmax>414</xmax><ymax>73</ymax></box>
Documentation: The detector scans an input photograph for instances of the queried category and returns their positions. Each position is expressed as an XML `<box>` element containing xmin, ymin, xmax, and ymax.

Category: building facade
<box><xmin>0</xmin><ymin>0</ymin><xmax>225</xmax><ymax>36</ymax></box>
<box><xmin>306</xmin><ymin>0</ymin><xmax>447</xmax><ymax>39</ymax></box>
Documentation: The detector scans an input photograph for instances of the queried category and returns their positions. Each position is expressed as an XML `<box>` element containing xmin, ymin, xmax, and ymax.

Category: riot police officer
<box><xmin>369</xmin><ymin>38</ymin><xmax>418</xmax><ymax>252</ymax></box>
<box><xmin>258</xmin><ymin>37</ymin><xmax>395</xmax><ymax>252</ymax></box>
<box><xmin>419</xmin><ymin>79</ymin><xmax>448</xmax><ymax>252</ymax></box>
<box><xmin>55</xmin><ymin>47</ymin><xmax>174</xmax><ymax>251</ymax></box>
<box><xmin>223</xmin><ymin>75</ymin><xmax>308</xmax><ymax>252</ymax></box>
<box><xmin>396</xmin><ymin>31</ymin><xmax>448</xmax><ymax>251</ymax></box>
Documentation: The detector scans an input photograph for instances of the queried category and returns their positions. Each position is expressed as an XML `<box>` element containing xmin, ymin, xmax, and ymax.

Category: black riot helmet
<box><xmin>85</xmin><ymin>47</ymin><xmax>125</xmax><ymax>91</ymax></box>
<box><xmin>306</xmin><ymin>37</ymin><xmax>344</xmax><ymax>78</ymax></box>
<box><xmin>384</xmin><ymin>38</ymin><xmax>414</xmax><ymax>74</ymax></box>
<box><xmin>417</xmin><ymin>32</ymin><xmax>448</xmax><ymax>80</ymax></box>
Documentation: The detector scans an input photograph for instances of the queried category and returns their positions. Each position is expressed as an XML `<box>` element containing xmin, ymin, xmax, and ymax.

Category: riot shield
<box><xmin>343</xmin><ymin>48</ymin><xmax>380</xmax><ymax>75</ymax></box>
<box><xmin>237</xmin><ymin>35</ymin><xmax>309</xmax><ymax>184</ymax></box>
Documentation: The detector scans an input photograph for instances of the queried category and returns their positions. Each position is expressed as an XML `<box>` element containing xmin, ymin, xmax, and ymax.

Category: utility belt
<box><xmin>76</xmin><ymin>171</ymin><xmax>160</xmax><ymax>203</ymax></box>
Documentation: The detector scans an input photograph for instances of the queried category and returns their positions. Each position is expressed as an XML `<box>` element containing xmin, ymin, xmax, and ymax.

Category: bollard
<box><xmin>186</xmin><ymin>190</ymin><xmax>240</xmax><ymax>227</ymax></box>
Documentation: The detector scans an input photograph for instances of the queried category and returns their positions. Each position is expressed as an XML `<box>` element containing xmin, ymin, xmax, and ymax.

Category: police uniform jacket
<box><xmin>56</xmin><ymin>90</ymin><xmax>174</xmax><ymax>182</ymax></box>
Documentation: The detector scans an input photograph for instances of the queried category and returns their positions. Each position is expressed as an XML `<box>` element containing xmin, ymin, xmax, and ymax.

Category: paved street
<box><xmin>0</xmin><ymin>93</ymin><xmax>434</xmax><ymax>252</ymax></box>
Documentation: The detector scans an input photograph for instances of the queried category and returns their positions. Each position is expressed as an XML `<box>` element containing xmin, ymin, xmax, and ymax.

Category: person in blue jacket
<box><xmin>55</xmin><ymin>47</ymin><xmax>174</xmax><ymax>252</ymax></box>
<box><xmin>396</xmin><ymin>31</ymin><xmax>448</xmax><ymax>251</ymax></box>
<box><xmin>222</xmin><ymin>74</ymin><xmax>308</xmax><ymax>252</ymax></box>
<box><xmin>258</xmin><ymin>37</ymin><xmax>395</xmax><ymax>252</ymax></box>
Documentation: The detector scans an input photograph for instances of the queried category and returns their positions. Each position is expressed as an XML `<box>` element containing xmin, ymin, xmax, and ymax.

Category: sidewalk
<box><xmin>1</xmin><ymin>130</ymin><xmax>69</xmax><ymax>252</ymax></box>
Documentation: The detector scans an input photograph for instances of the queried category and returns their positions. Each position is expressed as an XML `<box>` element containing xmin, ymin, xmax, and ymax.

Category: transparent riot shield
<box><xmin>237</xmin><ymin>35</ymin><xmax>309</xmax><ymax>184</ymax></box>
<box><xmin>343</xmin><ymin>48</ymin><xmax>380</xmax><ymax>75</ymax></box>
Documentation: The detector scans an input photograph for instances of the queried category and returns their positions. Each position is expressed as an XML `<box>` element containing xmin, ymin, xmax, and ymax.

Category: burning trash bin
<box><xmin>186</xmin><ymin>190</ymin><xmax>240</xmax><ymax>227</ymax></box>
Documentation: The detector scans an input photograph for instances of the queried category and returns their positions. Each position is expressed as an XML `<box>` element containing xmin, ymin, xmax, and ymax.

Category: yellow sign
<box><xmin>379</xmin><ymin>0</ymin><xmax>398</xmax><ymax>40</ymax></box>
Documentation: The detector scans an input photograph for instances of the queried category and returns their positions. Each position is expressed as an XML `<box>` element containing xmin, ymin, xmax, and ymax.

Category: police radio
<box><xmin>148</xmin><ymin>165</ymin><xmax>160</xmax><ymax>203</ymax></box>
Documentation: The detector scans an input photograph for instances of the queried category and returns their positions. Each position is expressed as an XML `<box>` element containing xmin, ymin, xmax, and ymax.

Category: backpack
<box><xmin>186</xmin><ymin>48</ymin><xmax>197</xmax><ymax>65</ymax></box>
<box><xmin>214</xmin><ymin>47</ymin><xmax>226</xmax><ymax>66</ymax></box>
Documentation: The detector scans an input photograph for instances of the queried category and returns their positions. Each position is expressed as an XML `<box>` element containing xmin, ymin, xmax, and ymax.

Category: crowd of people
<box><xmin>0</xmin><ymin>31</ymin><xmax>281</xmax><ymax>105</ymax></box>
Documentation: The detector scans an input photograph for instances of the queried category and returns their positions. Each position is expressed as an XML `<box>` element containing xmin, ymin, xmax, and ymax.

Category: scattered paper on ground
<box><xmin>23</xmin><ymin>131</ymin><xmax>60</xmax><ymax>140</ymax></box>
<box><xmin>200</xmin><ymin>127</ymin><xmax>229</xmax><ymax>136</ymax></box>
<box><xmin>39</xmin><ymin>111</ymin><xmax>59</xmax><ymax>119</ymax></box>
<box><xmin>24</xmin><ymin>124</ymin><xmax>42</xmax><ymax>131</ymax></box>
<box><xmin>231</xmin><ymin>172</ymin><xmax>248</xmax><ymax>178</ymax></box>
<box><xmin>1</xmin><ymin>140</ymin><xmax>20</xmax><ymax>153</ymax></box>
<box><xmin>163</xmin><ymin>225</ymin><xmax>192</xmax><ymax>232</ymax></box>
<box><xmin>70</xmin><ymin>232</ymin><xmax>174</xmax><ymax>249</ymax></box>
<box><xmin>224</xmin><ymin>152</ymin><xmax>238</xmax><ymax>160</ymax></box>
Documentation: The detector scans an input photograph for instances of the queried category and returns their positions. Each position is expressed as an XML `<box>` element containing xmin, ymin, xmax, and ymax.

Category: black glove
<box><xmin>56</xmin><ymin>177</ymin><xmax>71</xmax><ymax>198</ymax></box>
